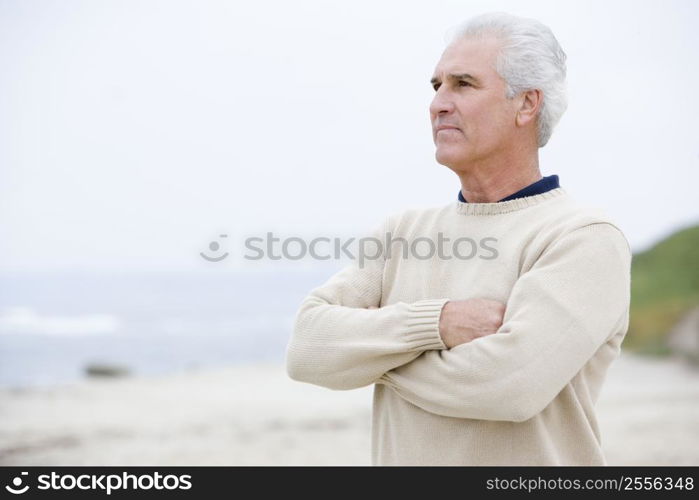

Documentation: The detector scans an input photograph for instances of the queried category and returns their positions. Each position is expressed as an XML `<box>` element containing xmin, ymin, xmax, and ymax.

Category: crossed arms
<box><xmin>285</xmin><ymin>220</ymin><xmax>631</xmax><ymax>422</ymax></box>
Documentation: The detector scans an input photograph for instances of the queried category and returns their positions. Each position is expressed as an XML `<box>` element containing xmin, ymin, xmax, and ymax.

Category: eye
<box><xmin>432</xmin><ymin>83</ymin><xmax>441</xmax><ymax>91</ymax></box>
<box><xmin>458</xmin><ymin>80</ymin><xmax>472</xmax><ymax>87</ymax></box>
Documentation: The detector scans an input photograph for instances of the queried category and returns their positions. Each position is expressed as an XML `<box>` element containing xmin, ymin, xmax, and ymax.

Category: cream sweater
<box><xmin>285</xmin><ymin>188</ymin><xmax>632</xmax><ymax>465</ymax></box>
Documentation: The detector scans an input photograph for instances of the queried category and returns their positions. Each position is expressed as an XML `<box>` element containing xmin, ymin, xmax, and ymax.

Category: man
<box><xmin>285</xmin><ymin>12</ymin><xmax>631</xmax><ymax>465</ymax></box>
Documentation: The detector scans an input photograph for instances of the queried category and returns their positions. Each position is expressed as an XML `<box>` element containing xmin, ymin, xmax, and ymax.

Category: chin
<box><xmin>435</xmin><ymin>146</ymin><xmax>471</xmax><ymax>170</ymax></box>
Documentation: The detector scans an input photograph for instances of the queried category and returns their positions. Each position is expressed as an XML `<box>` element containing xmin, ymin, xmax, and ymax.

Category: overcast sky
<box><xmin>1</xmin><ymin>0</ymin><xmax>697</xmax><ymax>271</ymax></box>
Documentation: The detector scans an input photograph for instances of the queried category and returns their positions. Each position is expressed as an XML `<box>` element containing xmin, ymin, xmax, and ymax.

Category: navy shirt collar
<box><xmin>458</xmin><ymin>174</ymin><xmax>560</xmax><ymax>203</ymax></box>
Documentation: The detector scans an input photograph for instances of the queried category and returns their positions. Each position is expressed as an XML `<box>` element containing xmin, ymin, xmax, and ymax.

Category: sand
<box><xmin>1</xmin><ymin>350</ymin><xmax>698</xmax><ymax>466</ymax></box>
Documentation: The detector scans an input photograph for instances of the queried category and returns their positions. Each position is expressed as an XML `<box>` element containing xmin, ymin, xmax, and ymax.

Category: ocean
<box><xmin>0</xmin><ymin>267</ymin><xmax>339</xmax><ymax>388</ymax></box>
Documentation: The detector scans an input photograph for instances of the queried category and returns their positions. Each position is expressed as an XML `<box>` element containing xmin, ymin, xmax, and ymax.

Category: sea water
<box><xmin>0</xmin><ymin>267</ymin><xmax>338</xmax><ymax>388</ymax></box>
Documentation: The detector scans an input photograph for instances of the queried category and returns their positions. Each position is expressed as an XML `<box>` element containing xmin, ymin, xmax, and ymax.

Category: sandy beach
<box><xmin>1</xmin><ymin>350</ymin><xmax>698</xmax><ymax>466</ymax></box>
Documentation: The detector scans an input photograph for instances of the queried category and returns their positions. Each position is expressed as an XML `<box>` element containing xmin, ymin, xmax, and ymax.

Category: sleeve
<box><xmin>376</xmin><ymin>222</ymin><xmax>632</xmax><ymax>422</ymax></box>
<box><xmin>285</xmin><ymin>214</ymin><xmax>450</xmax><ymax>390</ymax></box>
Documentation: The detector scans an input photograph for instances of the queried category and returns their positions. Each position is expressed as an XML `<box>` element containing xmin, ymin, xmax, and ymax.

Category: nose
<box><xmin>429</xmin><ymin>87</ymin><xmax>455</xmax><ymax>118</ymax></box>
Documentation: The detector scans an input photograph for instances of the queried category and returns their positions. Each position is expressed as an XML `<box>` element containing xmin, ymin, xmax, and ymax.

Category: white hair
<box><xmin>446</xmin><ymin>12</ymin><xmax>568</xmax><ymax>147</ymax></box>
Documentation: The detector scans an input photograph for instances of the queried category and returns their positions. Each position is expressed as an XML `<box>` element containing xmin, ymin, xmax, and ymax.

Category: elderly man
<box><xmin>286</xmin><ymin>12</ymin><xmax>631</xmax><ymax>465</ymax></box>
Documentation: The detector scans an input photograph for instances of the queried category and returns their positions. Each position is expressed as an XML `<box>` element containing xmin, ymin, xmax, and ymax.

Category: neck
<box><xmin>456</xmin><ymin>152</ymin><xmax>541</xmax><ymax>203</ymax></box>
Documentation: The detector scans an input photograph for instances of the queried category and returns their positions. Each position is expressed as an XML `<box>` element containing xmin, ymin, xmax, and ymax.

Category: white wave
<box><xmin>153</xmin><ymin>315</ymin><xmax>296</xmax><ymax>336</ymax></box>
<box><xmin>0</xmin><ymin>307</ymin><xmax>120</xmax><ymax>336</ymax></box>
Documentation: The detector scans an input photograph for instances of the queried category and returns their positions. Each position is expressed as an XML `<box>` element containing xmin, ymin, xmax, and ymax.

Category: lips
<box><xmin>435</xmin><ymin>126</ymin><xmax>462</xmax><ymax>138</ymax></box>
<box><xmin>435</xmin><ymin>125</ymin><xmax>461</xmax><ymax>132</ymax></box>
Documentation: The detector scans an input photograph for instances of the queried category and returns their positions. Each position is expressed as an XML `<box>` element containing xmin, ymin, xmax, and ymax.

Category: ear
<box><xmin>515</xmin><ymin>89</ymin><xmax>542</xmax><ymax>127</ymax></box>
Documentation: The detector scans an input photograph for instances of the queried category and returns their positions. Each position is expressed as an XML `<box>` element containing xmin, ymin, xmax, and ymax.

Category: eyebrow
<box><xmin>430</xmin><ymin>73</ymin><xmax>479</xmax><ymax>86</ymax></box>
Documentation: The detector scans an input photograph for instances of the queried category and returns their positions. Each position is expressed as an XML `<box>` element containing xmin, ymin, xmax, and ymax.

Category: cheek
<box><xmin>456</xmin><ymin>99</ymin><xmax>490</xmax><ymax>133</ymax></box>
<box><xmin>471</xmin><ymin>100</ymin><xmax>511</xmax><ymax>139</ymax></box>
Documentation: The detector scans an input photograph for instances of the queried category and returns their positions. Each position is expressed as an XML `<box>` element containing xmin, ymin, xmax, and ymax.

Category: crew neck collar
<box><xmin>455</xmin><ymin>187</ymin><xmax>567</xmax><ymax>215</ymax></box>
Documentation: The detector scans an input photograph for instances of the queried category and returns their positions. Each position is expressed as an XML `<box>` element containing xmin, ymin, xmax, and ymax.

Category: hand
<box><xmin>438</xmin><ymin>299</ymin><xmax>506</xmax><ymax>349</ymax></box>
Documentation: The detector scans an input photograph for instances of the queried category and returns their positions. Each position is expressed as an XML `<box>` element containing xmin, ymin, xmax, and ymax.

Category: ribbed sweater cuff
<box><xmin>404</xmin><ymin>298</ymin><xmax>450</xmax><ymax>351</ymax></box>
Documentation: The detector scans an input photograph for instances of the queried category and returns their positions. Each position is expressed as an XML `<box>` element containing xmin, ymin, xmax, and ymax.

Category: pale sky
<box><xmin>1</xmin><ymin>0</ymin><xmax>697</xmax><ymax>271</ymax></box>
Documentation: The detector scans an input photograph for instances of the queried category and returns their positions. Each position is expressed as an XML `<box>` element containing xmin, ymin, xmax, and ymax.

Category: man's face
<box><xmin>430</xmin><ymin>35</ymin><xmax>519</xmax><ymax>169</ymax></box>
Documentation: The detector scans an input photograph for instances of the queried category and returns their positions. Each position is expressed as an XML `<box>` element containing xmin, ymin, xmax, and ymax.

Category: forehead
<box><xmin>432</xmin><ymin>35</ymin><xmax>502</xmax><ymax>79</ymax></box>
